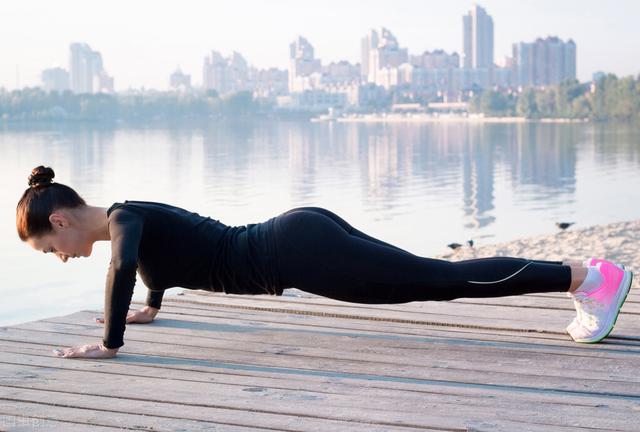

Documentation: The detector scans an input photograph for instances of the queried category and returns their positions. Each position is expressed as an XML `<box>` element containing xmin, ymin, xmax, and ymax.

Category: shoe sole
<box><xmin>573</xmin><ymin>270</ymin><xmax>633</xmax><ymax>343</ymax></box>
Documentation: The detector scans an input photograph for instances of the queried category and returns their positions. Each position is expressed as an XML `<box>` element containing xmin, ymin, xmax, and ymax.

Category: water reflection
<box><xmin>1</xmin><ymin>120</ymin><xmax>639</xmax><ymax>326</ymax></box>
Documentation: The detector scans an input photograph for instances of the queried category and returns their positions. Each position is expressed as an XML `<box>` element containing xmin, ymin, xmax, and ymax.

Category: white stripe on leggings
<box><xmin>466</xmin><ymin>261</ymin><xmax>533</xmax><ymax>284</ymax></box>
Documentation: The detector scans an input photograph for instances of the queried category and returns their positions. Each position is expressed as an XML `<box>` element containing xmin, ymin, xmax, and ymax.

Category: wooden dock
<box><xmin>1</xmin><ymin>287</ymin><xmax>639</xmax><ymax>431</ymax></box>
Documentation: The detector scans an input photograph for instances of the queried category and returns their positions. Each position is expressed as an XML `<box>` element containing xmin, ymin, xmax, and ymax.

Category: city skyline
<box><xmin>1</xmin><ymin>0</ymin><xmax>638</xmax><ymax>91</ymax></box>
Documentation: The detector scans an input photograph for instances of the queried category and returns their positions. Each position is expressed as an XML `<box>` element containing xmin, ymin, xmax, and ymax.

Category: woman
<box><xmin>16</xmin><ymin>166</ymin><xmax>633</xmax><ymax>359</ymax></box>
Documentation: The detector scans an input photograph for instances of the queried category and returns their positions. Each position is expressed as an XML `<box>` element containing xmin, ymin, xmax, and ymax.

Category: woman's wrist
<box><xmin>142</xmin><ymin>305</ymin><xmax>159</xmax><ymax>318</ymax></box>
<box><xmin>99</xmin><ymin>344</ymin><xmax>119</xmax><ymax>355</ymax></box>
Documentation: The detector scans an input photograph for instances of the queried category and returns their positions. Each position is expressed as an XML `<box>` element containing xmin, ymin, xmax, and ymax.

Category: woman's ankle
<box><xmin>568</xmin><ymin>266</ymin><xmax>589</xmax><ymax>293</ymax></box>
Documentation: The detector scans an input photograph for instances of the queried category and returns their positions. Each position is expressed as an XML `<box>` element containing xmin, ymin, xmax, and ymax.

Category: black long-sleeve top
<box><xmin>103</xmin><ymin>200</ymin><xmax>281</xmax><ymax>349</ymax></box>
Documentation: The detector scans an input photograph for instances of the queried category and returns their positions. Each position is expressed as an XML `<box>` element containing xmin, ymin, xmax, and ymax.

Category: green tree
<box><xmin>516</xmin><ymin>88</ymin><xmax>538</xmax><ymax>118</ymax></box>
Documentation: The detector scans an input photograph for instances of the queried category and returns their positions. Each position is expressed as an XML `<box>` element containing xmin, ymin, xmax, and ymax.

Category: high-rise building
<box><xmin>288</xmin><ymin>36</ymin><xmax>321</xmax><ymax>92</ymax></box>
<box><xmin>203</xmin><ymin>51</ymin><xmax>250</xmax><ymax>94</ymax></box>
<box><xmin>169</xmin><ymin>67</ymin><xmax>191</xmax><ymax>90</ymax></box>
<box><xmin>360</xmin><ymin>29</ymin><xmax>379</xmax><ymax>80</ymax></box>
<box><xmin>69</xmin><ymin>43</ymin><xmax>113</xmax><ymax>93</ymax></box>
<box><xmin>512</xmin><ymin>36</ymin><xmax>576</xmax><ymax>87</ymax></box>
<box><xmin>251</xmin><ymin>67</ymin><xmax>288</xmax><ymax>99</ymax></box>
<box><xmin>41</xmin><ymin>67</ymin><xmax>70</xmax><ymax>92</ymax></box>
<box><xmin>358</xmin><ymin>27</ymin><xmax>410</xmax><ymax>89</ymax></box>
<box><xmin>411</xmin><ymin>50</ymin><xmax>460</xmax><ymax>69</ymax></box>
<box><xmin>462</xmin><ymin>4</ymin><xmax>494</xmax><ymax>69</ymax></box>
<box><xmin>203</xmin><ymin>51</ymin><xmax>227</xmax><ymax>93</ymax></box>
<box><xmin>228</xmin><ymin>52</ymin><xmax>249</xmax><ymax>91</ymax></box>
<box><xmin>322</xmin><ymin>61</ymin><xmax>360</xmax><ymax>85</ymax></box>
<box><xmin>366</xmin><ymin>28</ymin><xmax>408</xmax><ymax>85</ymax></box>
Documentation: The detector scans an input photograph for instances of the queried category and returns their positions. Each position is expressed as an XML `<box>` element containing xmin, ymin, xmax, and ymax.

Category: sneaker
<box><xmin>565</xmin><ymin>259</ymin><xmax>625</xmax><ymax>335</ymax></box>
<box><xmin>566</xmin><ymin>260</ymin><xmax>633</xmax><ymax>343</ymax></box>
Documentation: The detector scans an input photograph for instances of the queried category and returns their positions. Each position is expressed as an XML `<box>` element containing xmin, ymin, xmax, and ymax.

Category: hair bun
<box><xmin>28</xmin><ymin>165</ymin><xmax>55</xmax><ymax>188</ymax></box>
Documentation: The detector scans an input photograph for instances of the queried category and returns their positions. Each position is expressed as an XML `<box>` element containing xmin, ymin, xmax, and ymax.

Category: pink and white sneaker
<box><xmin>566</xmin><ymin>260</ymin><xmax>633</xmax><ymax>343</ymax></box>
<box><xmin>566</xmin><ymin>259</ymin><xmax>626</xmax><ymax>334</ymax></box>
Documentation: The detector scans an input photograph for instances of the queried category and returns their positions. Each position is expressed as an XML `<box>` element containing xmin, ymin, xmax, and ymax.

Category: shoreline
<box><xmin>319</xmin><ymin>114</ymin><xmax>589</xmax><ymax>123</ymax></box>
<box><xmin>432</xmin><ymin>218</ymin><xmax>639</xmax><ymax>284</ymax></box>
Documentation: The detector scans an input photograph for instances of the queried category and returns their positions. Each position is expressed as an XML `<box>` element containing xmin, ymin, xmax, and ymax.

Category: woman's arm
<box><xmin>53</xmin><ymin>208</ymin><xmax>145</xmax><ymax>359</ymax></box>
<box><xmin>145</xmin><ymin>288</ymin><xmax>164</xmax><ymax>310</ymax></box>
<box><xmin>101</xmin><ymin>208</ymin><xmax>145</xmax><ymax>350</ymax></box>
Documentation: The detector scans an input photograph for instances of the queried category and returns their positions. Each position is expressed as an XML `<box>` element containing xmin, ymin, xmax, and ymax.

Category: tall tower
<box><xmin>69</xmin><ymin>43</ymin><xmax>94</xmax><ymax>93</ymax></box>
<box><xmin>360</xmin><ymin>29</ymin><xmax>379</xmax><ymax>80</ymax></box>
<box><xmin>462</xmin><ymin>4</ymin><xmax>494</xmax><ymax>69</ymax></box>
<box><xmin>288</xmin><ymin>36</ymin><xmax>321</xmax><ymax>92</ymax></box>
<box><xmin>69</xmin><ymin>43</ymin><xmax>111</xmax><ymax>93</ymax></box>
<box><xmin>364</xmin><ymin>28</ymin><xmax>408</xmax><ymax>84</ymax></box>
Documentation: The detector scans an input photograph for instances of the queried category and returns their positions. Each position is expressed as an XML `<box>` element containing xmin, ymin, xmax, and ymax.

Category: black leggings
<box><xmin>271</xmin><ymin>207</ymin><xmax>572</xmax><ymax>303</ymax></box>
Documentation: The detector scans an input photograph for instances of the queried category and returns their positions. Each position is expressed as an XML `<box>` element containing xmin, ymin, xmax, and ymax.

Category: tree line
<box><xmin>2</xmin><ymin>73</ymin><xmax>639</xmax><ymax>122</ymax></box>
<box><xmin>469</xmin><ymin>73</ymin><xmax>640</xmax><ymax>121</ymax></box>
<box><xmin>0</xmin><ymin>89</ymin><xmax>265</xmax><ymax>123</ymax></box>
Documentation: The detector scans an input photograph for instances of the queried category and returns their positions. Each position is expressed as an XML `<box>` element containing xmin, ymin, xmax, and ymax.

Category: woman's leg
<box><xmin>272</xmin><ymin>208</ymin><xmax>573</xmax><ymax>304</ymax></box>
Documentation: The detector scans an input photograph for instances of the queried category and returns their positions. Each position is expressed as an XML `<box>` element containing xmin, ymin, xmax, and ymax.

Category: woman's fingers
<box><xmin>53</xmin><ymin>346</ymin><xmax>78</xmax><ymax>357</ymax></box>
<box><xmin>126</xmin><ymin>310</ymin><xmax>141</xmax><ymax>323</ymax></box>
<box><xmin>96</xmin><ymin>310</ymin><xmax>143</xmax><ymax>324</ymax></box>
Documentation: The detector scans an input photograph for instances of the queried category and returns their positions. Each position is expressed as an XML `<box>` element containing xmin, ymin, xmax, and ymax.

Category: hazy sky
<box><xmin>1</xmin><ymin>0</ymin><xmax>638</xmax><ymax>91</ymax></box>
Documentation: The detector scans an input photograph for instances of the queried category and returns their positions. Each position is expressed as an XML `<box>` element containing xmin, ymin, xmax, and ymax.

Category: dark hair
<box><xmin>16</xmin><ymin>165</ymin><xmax>87</xmax><ymax>241</ymax></box>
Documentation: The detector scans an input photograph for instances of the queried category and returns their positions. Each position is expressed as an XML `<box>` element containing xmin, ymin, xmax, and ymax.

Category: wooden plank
<box><xmin>1</xmin><ymin>341</ymin><xmax>639</xmax><ymax>413</ymax></box>
<box><xmin>0</xmin><ymin>393</ymin><xmax>274</xmax><ymax>432</ymax></box>
<box><xmin>0</xmin><ymin>413</ymin><xmax>125</xmax><ymax>432</ymax></box>
<box><xmin>149</xmin><ymin>302</ymin><xmax>640</xmax><ymax>347</ymax></box>
<box><xmin>0</xmin><ymin>386</ymin><xmax>431</xmax><ymax>432</ymax></box>
<box><xmin>155</xmin><ymin>291</ymin><xmax>639</xmax><ymax>336</ymax></box>
<box><xmin>2</xmin><ymin>321</ymin><xmax>639</xmax><ymax>399</ymax></box>
<box><xmin>99</xmin><ymin>303</ymin><xmax>585</xmax><ymax>343</ymax></box>
<box><xmin>1</xmin><ymin>287</ymin><xmax>639</xmax><ymax>431</ymax></box>
<box><xmin>0</xmin><ymin>354</ymin><xmax>634</xmax><ymax>431</ymax></box>
<box><xmin>29</xmin><ymin>311</ymin><xmax>640</xmax><ymax>380</ymax></box>
<box><xmin>143</xmin><ymin>301</ymin><xmax>639</xmax><ymax>348</ymax></box>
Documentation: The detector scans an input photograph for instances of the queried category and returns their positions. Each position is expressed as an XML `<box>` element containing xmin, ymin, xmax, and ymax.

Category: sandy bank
<box><xmin>433</xmin><ymin>218</ymin><xmax>639</xmax><ymax>288</ymax></box>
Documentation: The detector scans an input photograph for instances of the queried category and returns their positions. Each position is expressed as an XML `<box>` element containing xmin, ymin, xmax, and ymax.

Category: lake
<box><xmin>1</xmin><ymin>119</ymin><xmax>639</xmax><ymax>326</ymax></box>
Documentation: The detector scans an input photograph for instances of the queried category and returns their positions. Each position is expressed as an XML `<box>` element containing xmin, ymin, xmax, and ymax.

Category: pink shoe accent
<box><xmin>582</xmin><ymin>261</ymin><xmax>624</xmax><ymax>304</ymax></box>
<box><xmin>586</xmin><ymin>258</ymin><xmax>625</xmax><ymax>270</ymax></box>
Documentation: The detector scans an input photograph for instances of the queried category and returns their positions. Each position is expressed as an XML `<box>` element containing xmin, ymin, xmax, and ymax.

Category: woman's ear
<box><xmin>49</xmin><ymin>213</ymin><xmax>67</xmax><ymax>228</ymax></box>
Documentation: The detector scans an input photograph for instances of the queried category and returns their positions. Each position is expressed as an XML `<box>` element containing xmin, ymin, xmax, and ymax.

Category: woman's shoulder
<box><xmin>107</xmin><ymin>200</ymin><xmax>167</xmax><ymax>216</ymax></box>
<box><xmin>107</xmin><ymin>200</ymin><xmax>204</xmax><ymax>224</ymax></box>
<box><xmin>106</xmin><ymin>201</ymin><xmax>152</xmax><ymax>225</ymax></box>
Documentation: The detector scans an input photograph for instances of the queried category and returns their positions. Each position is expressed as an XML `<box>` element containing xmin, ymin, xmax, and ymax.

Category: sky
<box><xmin>1</xmin><ymin>0</ymin><xmax>639</xmax><ymax>91</ymax></box>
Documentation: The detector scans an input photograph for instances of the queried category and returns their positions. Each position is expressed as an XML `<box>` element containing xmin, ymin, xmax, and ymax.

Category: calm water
<box><xmin>1</xmin><ymin>120</ymin><xmax>639</xmax><ymax>326</ymax></box>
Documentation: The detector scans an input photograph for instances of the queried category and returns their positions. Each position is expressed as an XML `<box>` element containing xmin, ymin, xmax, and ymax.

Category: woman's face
<box><xmin>26</xmin><ymin>212</ymin><xmax>94</xmax><ymax>262</ymax></box>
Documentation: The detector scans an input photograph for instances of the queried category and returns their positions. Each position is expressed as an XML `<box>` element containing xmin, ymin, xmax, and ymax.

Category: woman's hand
<box><xmin>52</xmin><ymin>343</ymin><xmax>118</xmax><ymax>359</ymax></box>
<box><xmin>95</xmin><ymin>306</ymin><xmax>159</xmax><ymax>325</ymax></box>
